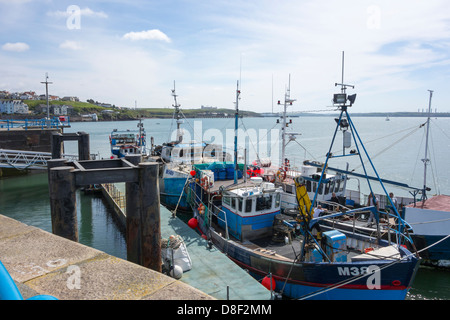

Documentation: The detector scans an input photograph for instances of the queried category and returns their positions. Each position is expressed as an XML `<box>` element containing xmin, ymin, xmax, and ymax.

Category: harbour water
<box><xmin>1</xmin><ymin>115</ymin><xmax>449</xmax><ymax>299</ymax></box>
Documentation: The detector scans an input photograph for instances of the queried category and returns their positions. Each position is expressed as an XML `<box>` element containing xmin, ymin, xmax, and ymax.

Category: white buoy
<box><xmin>170</xmin><ymin>265</ymin><xmax>183</xmax><ymax>279</ymax></box>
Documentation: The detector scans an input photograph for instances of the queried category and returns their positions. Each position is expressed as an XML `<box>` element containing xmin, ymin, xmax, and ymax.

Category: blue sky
<box><xmin>1</xmin><ymin>0</ymin><xmax>450</xmax><ymax>113</ymax></box>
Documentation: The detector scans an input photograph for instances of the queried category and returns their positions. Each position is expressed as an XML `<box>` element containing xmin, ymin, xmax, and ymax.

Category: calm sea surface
<box><xmin>1</xmin><ymin>115</ymin><xmax>449</xmax><ymax>299</ymax></box>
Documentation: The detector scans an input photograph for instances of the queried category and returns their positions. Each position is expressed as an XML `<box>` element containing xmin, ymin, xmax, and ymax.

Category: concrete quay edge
<box><xmin>0</xmin><ymin>214</ymin><xmax>214</xmax><ymax>300</ymax></box>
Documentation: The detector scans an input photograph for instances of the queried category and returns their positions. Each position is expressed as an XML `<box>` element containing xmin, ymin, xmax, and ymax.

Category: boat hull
<box><xmin>208</xmin><ymin>228</ymin><xmax>420</xmax><ymax>300</ymax></box>
<box><xmin>159</xmin><ymin>166</ymin><xmax>190</xmax><ymax>211</ymax></box>
<box><xmin>410</xmin><ymin>234</ymin><xmax>450</xmax><ymax>266</ymax></box>
<box><xmin>403</xmin><ymin>197</ymin><xmax>450</xmax><ymax>266</ymax></box>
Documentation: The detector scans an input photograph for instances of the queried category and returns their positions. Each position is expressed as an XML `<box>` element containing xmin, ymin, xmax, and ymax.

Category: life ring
<box><xmin>276</xmin><ymin>168</ymin><xmax>286</xmax><ymax>182</ymax></box>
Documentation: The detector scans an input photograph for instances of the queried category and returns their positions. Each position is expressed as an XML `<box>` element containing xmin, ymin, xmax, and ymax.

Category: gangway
<box><xmin>0</xmin><ymin>149</ymin><xmax>78</xmax><ymax>170</ymax></box>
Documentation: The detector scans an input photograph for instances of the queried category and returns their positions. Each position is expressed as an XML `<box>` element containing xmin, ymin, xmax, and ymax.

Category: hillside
<box><xmin>23</xmin><ymin>100</ymin><xmax>261</xmax><ymax>121</ymax></box>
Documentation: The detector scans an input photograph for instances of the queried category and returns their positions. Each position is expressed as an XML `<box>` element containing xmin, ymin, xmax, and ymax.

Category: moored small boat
<box><xmin>109</xmin><ymin>119</ymin><xmax>146</xmax><ymax>159</ymax></box>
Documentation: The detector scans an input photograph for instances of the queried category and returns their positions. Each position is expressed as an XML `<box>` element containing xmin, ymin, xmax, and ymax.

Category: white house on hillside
<box><xmin>0</xmin><ymin>100</ymin><xmax>29</xmax><ymax>114</ymax></box>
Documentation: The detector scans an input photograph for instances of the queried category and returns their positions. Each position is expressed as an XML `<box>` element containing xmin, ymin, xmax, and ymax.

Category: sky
<box><xmin>1</xmin><ymin>0</ymin><xmax>450</xmax><ymax>113</ymax></box>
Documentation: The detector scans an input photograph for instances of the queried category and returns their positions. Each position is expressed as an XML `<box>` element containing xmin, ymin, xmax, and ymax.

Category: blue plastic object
<box><xmin>0</xmin><ymin>260</ymin><xmax>57</xmax><ymax>300</ymax></box>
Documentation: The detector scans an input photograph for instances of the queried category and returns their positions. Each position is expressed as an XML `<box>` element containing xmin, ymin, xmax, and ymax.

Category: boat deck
<box><xmin>244</xmin><ymin>236</ymin><xmax>303</xmax><ymax>261</ymax></box>
<box><xmin>210</xmin><ymin>178</ymin><xmax>246</xmax><ymax>192</ymax></box>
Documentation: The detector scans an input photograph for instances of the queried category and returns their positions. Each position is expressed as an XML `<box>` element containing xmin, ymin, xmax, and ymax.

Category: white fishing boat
<box><xmin>150</xmin><ymin>82</ymin><xmax>232</xmax><ymax>212</ymax></box>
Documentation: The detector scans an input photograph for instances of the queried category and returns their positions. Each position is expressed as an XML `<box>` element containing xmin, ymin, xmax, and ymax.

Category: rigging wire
<box><xmin>291</xmin><ymin>140</ymin><xmax>318</xmax><ymax>161</ymax></box>
<box><xmin>239</xmin><ymin>118</ymin><xmax>260</xmax><ymax>163</ymax></box>
<box><xmin>297</xmin><ymin>232</ymin><xmax>450</xmax><ymax>300</ymax></box>
<box><xmin>431</xmin><ymin>118</ymin><xmax>450</xmax><ymax>141</ymax></box>
<box><xmin>428</xmin><ymin>128</ymin><xmax>440</xmax><ymax>195</ymax></box>
<box><xmin>350</xmin><ymin>123</ymin><xmax>423</xmax><ymax>173</ymax></box>
<box><xmin>410</xmin><ymin>128</ymin><xmax>426</xmax><ymax>187</ymax></box>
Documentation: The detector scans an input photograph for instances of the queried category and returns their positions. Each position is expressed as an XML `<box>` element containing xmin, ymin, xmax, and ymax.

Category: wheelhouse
<box><xmin>218</xmin><ymin>181</ymin><xmax>282</xmax><ymax>241</ymax></box>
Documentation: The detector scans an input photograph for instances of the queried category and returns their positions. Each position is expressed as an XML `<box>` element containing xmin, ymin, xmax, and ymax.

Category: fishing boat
<box><xmin>186</xmin><ymin>71</ymin><xmax>421</xmax><ymax>299</ymax></box>
<box><xmin>403</xmin><ymin>195</ymin><xmax>450</xmax><ymax>267</ymax></box>
<box><xmin>310</xmin><ymin>90</ymin><xmax>450</xmax><ymax>268</ymax></box>
<box><xmin>109</xmin><ymin>119</ymin><xmax>146</xmax><ymax>158</ymax></box>
<box><xmin>401</xmin><ymin>90</ymin><xmax>450</xmax><ymax>267</ymax></box>
<box><xmin>244</xmin><ymin>75</ymin><xmax>348</xmax><ymax>216</ymax></box>
<box><xmin>151</xmin><ymin>82</ymin><xmax>233</xmax><ymax>212</ymax></box>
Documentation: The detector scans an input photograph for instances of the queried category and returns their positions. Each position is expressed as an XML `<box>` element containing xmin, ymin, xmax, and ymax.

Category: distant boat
<box><xmin>109</xmin><ymin>119</ymin><xmax>146</xmax><ymax>158</ymax></box>
<box><xmin>386</xmin><ymin>115</ymin><xmax>390</xmax><ymax>121</ymax></box>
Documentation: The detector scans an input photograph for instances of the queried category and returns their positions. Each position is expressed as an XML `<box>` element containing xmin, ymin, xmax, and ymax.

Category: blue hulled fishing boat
<box><xmin>186</xmin><ymin>69</ymin><xmax>421</xmax><ymax>299</ymax></box>
<box><xmin>109</xmin><ymin>119</ymin><xmax>146</xmax><ymax>159</ymax></box>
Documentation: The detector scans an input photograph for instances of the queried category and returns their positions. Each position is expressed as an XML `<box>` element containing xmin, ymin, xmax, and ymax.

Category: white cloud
<box><xmin>2</xmin><ymin>42</ymin><xmax>29</xmax><ymax>52</ymax></box>
<box><xmin>122</xmin><ymin>29</ymin><xmax>171</xmax><ymax>42</ymax></box>
<box><xmin>59</xmin><ymin>40</ymin><xmax>82</xmax><ymax>50</ymax></box>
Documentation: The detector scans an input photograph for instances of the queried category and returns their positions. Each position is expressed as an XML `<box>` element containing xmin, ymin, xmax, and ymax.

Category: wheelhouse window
<box><xmin>335</xmin><ymin>181</ymin><xmax>340</xmax><ymax>193</ymax></box>
<box><xmin>231</xmin><ymin>197</ymin><xmax>236</xmax><ymax>209</ymax></box>
<box><xmin>275</xmin><ymin>193</ymin><xmax>280</xmax><ymax>208</ymax></box>
<box><xmin>285</xmin><ymin>184</ymin><xmax>295</xmax><ymax>194</ymax></box>
<box><xmin>223</xmin><ymin>196</ymin><xmax>231</xmax><ymax>206</ymax></box>
<box><xmin>245</xmin><ymin>198</ymin><xmax>253</xmax><ymax>213</ymax></box>
<box><xmin>318</xmin><ymin>184</ymin><xmax>323</xmax><ymax>195</ymax></box>
<box><xmin>256</xmin><ymin>194</ymin><xmax>273</xmax><ymax>211</ymax></box>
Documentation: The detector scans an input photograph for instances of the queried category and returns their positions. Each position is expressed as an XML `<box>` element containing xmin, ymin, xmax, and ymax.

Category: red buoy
<box><xmin>188</xmin><ymin>218</ymin><xmax>198</xmax><ymax>229</ymax></box>
<box><xmin>190</xmin><ymin>170</ymin><xmax>196</xmax><ymax>177</ymax></box>
<box><xmin>261</xmin><ymin>275</ymin><xmax>276</xmax><ymax>291</ymax></box>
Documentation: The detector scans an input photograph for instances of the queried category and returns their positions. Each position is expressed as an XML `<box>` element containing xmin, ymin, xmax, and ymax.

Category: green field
<box><xmin>23</xmin><ymin>100</ymin><xmax>260</xmax><ymax>120</ymax></box>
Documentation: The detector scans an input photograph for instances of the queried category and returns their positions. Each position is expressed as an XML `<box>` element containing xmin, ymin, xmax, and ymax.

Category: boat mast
<box><xmin>171</xmin><ymin>81</ymin><xmax>182</xmax><ymax>143</ymax></box>
<box><xmin>137</xmin><ymin>117</ymin><xmax>144</xmax><ymax>152</ymax></box>
<box><xmin>279</xmin><ymin>74</ymin><xmax>296</xmax><ymax>168</ymax></box>
<box><xmin>234</xmin><ymin>80</ymin><xmax>241</xmax><ymax>184</ymax></box>
<box><xmin>422</xmin><ymin>89</ymin><xmax>433</xmax><ymax>202</ymax></box>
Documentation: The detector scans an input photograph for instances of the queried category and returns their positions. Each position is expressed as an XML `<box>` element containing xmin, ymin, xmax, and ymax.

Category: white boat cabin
<box><xmin>279</xmin><ymin>164</ymin><xmax>347</xmax><ymax>209</ymax></box>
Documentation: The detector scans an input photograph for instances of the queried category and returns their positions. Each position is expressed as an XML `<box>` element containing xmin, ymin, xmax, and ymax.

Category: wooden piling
<box><xmin>77</xmin><ymin>132</ymin><xmax>90</xmax><ymax>160</ymax></box>
<box><xmin>125</xmin><ymin>154</ymin><xmax>143</xmax><ymax>265</ymax></box>
<box><xmin>138</xmin><ymin>162</ymin><xmax>161</xmax><ymax>272</ymax></box>
<box><xmin>126</xmin><ymin>181</ymin><xmax>141</xmax><ymax>265</ymax></box>
<box><xmin>49</xmin><ymin>166</ymin><xmax>78</xmax><ymax>242</ymax></box>
<box><xmin>50</xmin><ymin>133</ymin><xmax>63</xmax><ymax>159</ymax></box>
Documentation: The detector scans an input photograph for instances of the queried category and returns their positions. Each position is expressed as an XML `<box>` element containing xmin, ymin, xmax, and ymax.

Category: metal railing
<box><xmin>102</xmin><ymin>183</ymin><xmax>126</xmax><ymax>212</ymax></box>
<box><xmin>0</xmin><ymin>117</ymin><xmax>70</xmax><ymax>130</ymax></box>
<box><xmin>0</xmin><ymin>149</ymin><xmax>80</xmax><ymax>170</ymax></box>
